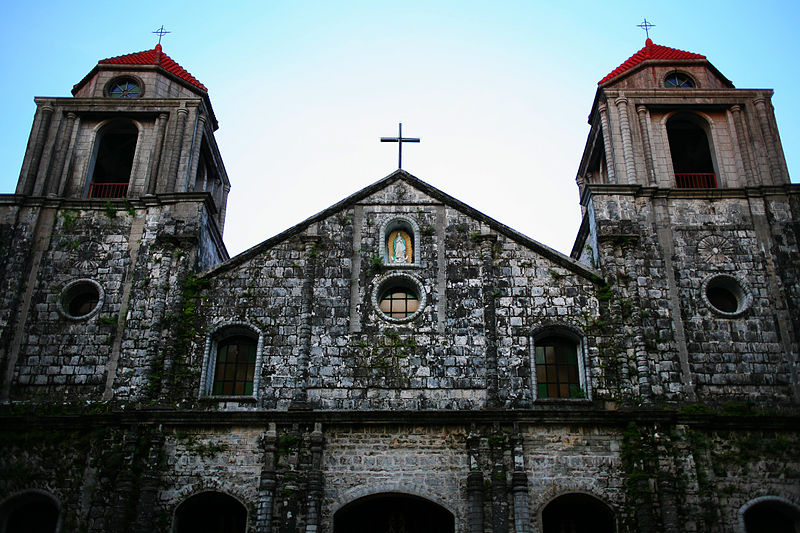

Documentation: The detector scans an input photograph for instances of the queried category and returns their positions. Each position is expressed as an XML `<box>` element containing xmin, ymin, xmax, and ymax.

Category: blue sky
<box><xmin>1</xmin><ymin>1</ymin><xmax>798</xmax><ymax>256</ymax></box>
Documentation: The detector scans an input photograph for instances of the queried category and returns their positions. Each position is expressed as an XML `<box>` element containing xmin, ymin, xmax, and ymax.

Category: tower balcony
<box><xmin>88</xmin><ymin>182</ymin><xmax>129</xmax><ymax>198</ymax></box>
<box><xmin>675</xmin><ymin>172</ymin><xmax>717</xmax><ymax>189</ymax></box>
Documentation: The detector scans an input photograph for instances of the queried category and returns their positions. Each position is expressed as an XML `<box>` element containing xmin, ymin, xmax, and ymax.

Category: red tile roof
<box><xmin>599</xmin><ymin>38</ymin><xmax>706</xmax><ymax>85</ymax></box>
<box><xmin>97</xmin><ymin>44</ymin><xmax>207</xmax><ymax>91</ymax></box>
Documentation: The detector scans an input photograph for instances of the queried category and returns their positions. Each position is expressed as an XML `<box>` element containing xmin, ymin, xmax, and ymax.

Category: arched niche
<box><xmin>0</xmin><ymin>490</ymin><xmax>60</xmax><ymax>533</ymax></box>
<box><xmin>540</xmin><ymin>492</ymin><xmax>615</xmax><ymax>533</ymax></box>
<box><xmin>333</xmin><ymin>492</ymin><xmax>455</xmax><ymax>533</ymax></box>
<box><xmin>173</xmin><ymin>490</ymin><xmax>247</xmax><ymax>533</ymax></box>
<box><xmin>380</xmin><ymin>216</ymin><xmax>421</xmax><ymax>266</ymax></box>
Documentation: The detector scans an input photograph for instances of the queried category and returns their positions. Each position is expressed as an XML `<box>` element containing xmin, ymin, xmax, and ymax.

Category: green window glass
<box><xmin>212</xmin><ymin>336</ymin><xmax>256</xmax><ymax>396</ymax></box>
<box><xmin>535</xmin><ymin>337</ymin><xmax>581</xmax><ymax>398</ymax></box>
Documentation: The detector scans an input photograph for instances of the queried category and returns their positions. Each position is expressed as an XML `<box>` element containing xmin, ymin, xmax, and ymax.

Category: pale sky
<box><xmin>1</xmin><ymin>1</ymin><xmax>798</xmax><ymax>257</ymax></box>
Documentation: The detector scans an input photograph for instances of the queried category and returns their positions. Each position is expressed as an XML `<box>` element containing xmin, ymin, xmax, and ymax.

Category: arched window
<box><xmin>202</xmin><ymin>325</ymin><xmax>261</xmax><ymax>398</ymax></box>
<box><xmin>0</xmin><ymin>491</ymin><xmax>59</xmax><ymax>533</ymax></box>
<box><xmin>533</xmin><ymin>332</ymin><xmax>585</xmax><ymax>399</ymax></box>
<box><xmin>174</xmin><ymin>491</ymin><xmax>247</xmax><ymax>533</ymax></box>
<box><xmin>743</xmin><ymin>498</ymin><xmax>800</xmax><ymax>533</ymax></box>
<box><xmin>88</xmin><ymin>121</ymin><xmax>137</xmax><ymax>198</ymax></box>
<box><xmin>664</xmin><ymin>72</ymin><xmax>696</xmax><ymax>88</ymax></box>
<box><xmin>541</xmin><ymin>493</ymin><xmax>615</xmax><ymax>533</ymax></box>
<box><xmin>667</xmin><ymin>114</ymin><xmax>717</xmax><ymax>188</ymax></box>
<box><xmin>334</xmin><ymin>493</ymin><xmax>454</xmax><ymax>533</ymax></box>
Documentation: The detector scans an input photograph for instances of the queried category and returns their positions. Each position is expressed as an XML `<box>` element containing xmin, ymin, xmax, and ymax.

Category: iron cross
<box><xmin>637</xmin><ymin>18</ymin><xmax>655</xmax><ymax>39</ymax></box>
<box><xmin>153</xmin><ymin>25</ymin><xmax>171</xmax><ymax>45</ymax></box>
<box><xmin>381</xmin><ymin>123</ymin><xmax>420</xmax><ymax>169</ymax></box>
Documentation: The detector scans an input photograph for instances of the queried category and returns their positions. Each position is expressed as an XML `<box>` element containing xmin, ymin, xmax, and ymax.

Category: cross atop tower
<box><xmin>153</xmin><ymin>25</ymin><xmax>171</xmax><ymax>45</ymax></box>
<box><xmin>380</xmin><ymin>123</ymin><xmax>420</xmax><ymax>169</ymax></box>
<box><xmin>637</xmin><ymin>18</ymin><xmax>655</xmax><ymax>40</ymax></box>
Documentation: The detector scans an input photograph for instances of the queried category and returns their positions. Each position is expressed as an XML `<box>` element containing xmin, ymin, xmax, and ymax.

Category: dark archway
<box><xmin>667</xmin><ymin>114</ymin><xmax>716</xmax><ymax>188</ymax></box>
<box><xmin>0</xmin><ymin>491</ymin><xmax>59</xmax><ymax>533</ymax></box>
<box><xmin>541</xmin><ymin>493</ymin><xmax>615</xmax><ymax>533</ymax></box>
<box><xmin>174</xmin><ymin>491</ymin><xmax>247</xmax><ymax>533</ymax></box>
<box><xmin>744</xmin><ymin>499</ymin><xmax>800</xmax><ymax>533</ymax></box>
<box><xmin>334</xmin><ymin>493</ymin><xmax>454</xmax><ymax>533</ymax></box>
<box><xmin>88</xmin><ymin>120</ymin><xmax>137</xmax><ymax>198</ymax></box>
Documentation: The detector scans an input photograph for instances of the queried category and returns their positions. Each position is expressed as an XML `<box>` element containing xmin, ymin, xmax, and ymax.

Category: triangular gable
<box><xmin>204</xmin><ymin>169</ymin><xmax>600</xmax><ymax>281</ymax></box>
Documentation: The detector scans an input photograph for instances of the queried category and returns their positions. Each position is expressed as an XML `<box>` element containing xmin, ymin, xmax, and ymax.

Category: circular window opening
<box><xmin>108</xmin><ymin>77</ymin><xmax>142</xmax><ymax>98</ymax></box>
<box><xmin>702</xmin><ymin>275</ymin><xmax>751</xmax><ymax>317</ymax></box>
<box><xmin>60</xmin><ymin>279</ymin><xmax>103</xmax><ymax>319</ymax></box>
<box><xmin>380</xmin><ymin>288</ymin><xmax>419</xmax><ymax>318</ymax></box>
<box><xmin>372</xmin><ymin>273</ymin><xmax>426</xmax><ymax>323</ymax></box>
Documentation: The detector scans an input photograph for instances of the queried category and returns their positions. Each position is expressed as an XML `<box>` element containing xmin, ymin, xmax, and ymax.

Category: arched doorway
<box><xmin>174</xmin><ymin>491</ymin><xmax>247</xmax><ymax>533</ymax></box>
<box><xmin>541</xmin><ymin>493</ymin><xmax>615</xmax><ymax>533</ymax></box>
<box><xmin>334</xmin><ymin>493</ymin><xmax>454</xmax><ymax>533</ymax></box>
<box><xmin>744</xmin><ymin>498</ymin><xmax>800</xmax><ymax>533</ymax></box>
<box><xmin>0</xmin><ymin>491</ymin><xmax>59</xmax><ymax>533</ymax></box>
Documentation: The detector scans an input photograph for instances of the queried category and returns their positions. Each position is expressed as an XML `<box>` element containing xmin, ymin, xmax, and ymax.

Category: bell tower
<box><xmin>16</xmin><ymin>43</ymin><xmax>230</xmax><ymax>234</ymax></box>
<box><xmin>572</xmin><ymin>39</ymin><xmax>800</xmax><ymax>406</ymax></box>
<box><xmin>0</xmin><ymin>44</ymin><xmax>230</xmax><ymax>403</ymax></box>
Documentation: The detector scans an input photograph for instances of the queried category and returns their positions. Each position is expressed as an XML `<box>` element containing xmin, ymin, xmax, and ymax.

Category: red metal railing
<box><xmin>675</xmin><ymin>173</ymin><xmax>717</xmax><ymax>189</ymax></box>
<box><xmin>89</xmin><ymin>182</ymin><xmax>129</xmax><ymax>198</ymax></box>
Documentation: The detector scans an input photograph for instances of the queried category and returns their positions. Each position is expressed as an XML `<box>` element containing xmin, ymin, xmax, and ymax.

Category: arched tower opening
<box><xmin>666</xmin><ymin>113</ymin><xmax>717</xmax><ymax>188</ymax></box>
<box><xmin>87</xmin><ymin>120</ymin><xmax>138</xmax><ymax>198</ymax></box>
<box><xmin>334</xmin><ymin>492</ymin><xmax>455</xmax><ymax>533</ymax></box>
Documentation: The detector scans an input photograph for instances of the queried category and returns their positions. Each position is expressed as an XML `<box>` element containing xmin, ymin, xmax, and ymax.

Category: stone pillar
<box><xmin>22</xmin><ymin>104</ymin><xmax>54</xmax><ymax>195</ymax></box>
<box><xmin>185</xmin><ymin>115</ymin><xmax>207</xmax><ymax>192</ymax></box>
<box><xmin>491</xmin><ymin>462</ymin><xmax>508</xmax><ymax>533</ymax></box>
<box><xmin>305</xmin><ymin>423</ymin><xmax>324</xmax><ymax>533</ymax></box>
<box><xmin>511</xmin><ymin>432</ymin><xmax>530</xmax><ymax>533</ymax></box>
<box><xmin>729</xmin><ymin>105</ymin><xmax>755</xmax><ymax>185</ymax></box>
<box><xmin>753</xmin><ymin>97</ymin><xmax>784</xmax><ymax>184</ymax></box>
<box><xmin>478</xmin><ymin>235</ymin><xmax>499</xmax><ymax>408</ymax></box>
<box><xmin>44</xmin><ymin>112</ymin><xmax>77</xmax><ymax>196</ymax></box>
<box><xmin>466</xmin><ymin>433</ymin><xmax>484</xmax><ymax>533</ymax></box>
<box><xmin>291</xmin><ymin>235</ymin><xmax>319</xmax><ymax>409</ymax></box>
<box><xmin>146</xmin><ymin>113</ymin><xmax>169</xmax><ymax>195</ymax></box>
<box><xmin>615</xmin><ymin>97</ymin><xmax>637</xmax><ymax>185</ymax></box>
<box><xmin>256</xmin><ymin>424</ymin><xmax>278</xmax><ymax>533</ymax></box>
<box><xmin>597</xmin><ymin>103</ymin><xmax>617</xmax><ymax>184</ymax></box>
<box><xmin>467</xmin><ymin>472</ymin><xmax>484</xmax><ymax>533</ymax></box>
<box><xmin>218</xmin><ymin>183</ymin><xmax>231</xmax><ymax>232</ymax></box>
<box><xmin>636</xmin><ymin>105</ymin><xmax>656</xmax><ymax>185</ymax></box>
<box><xmin>166</xmin><ymin>107</ymin><xmax>189</xmax><ymax>193</ymax></box>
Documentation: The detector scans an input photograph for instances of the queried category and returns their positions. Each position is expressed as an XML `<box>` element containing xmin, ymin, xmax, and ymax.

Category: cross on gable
<box><xmin>381</xmin><ymin>123</ymin><xmax>420</xmax><ymax>169</ymax></box>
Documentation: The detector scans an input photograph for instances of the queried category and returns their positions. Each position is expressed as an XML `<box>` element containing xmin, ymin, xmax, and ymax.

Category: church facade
<box><xmin>0</xmin><ymin>38</ymin><xmax>798</xmax><ymax>533</ymax></box>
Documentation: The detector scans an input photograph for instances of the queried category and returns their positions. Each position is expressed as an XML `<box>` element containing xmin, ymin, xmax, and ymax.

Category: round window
<box><xmin>60</xmin><ymin>279</ymin><xmax>104</xmax><ymax>320</ymax></box>
<box><xmin>108</xmin><ymin>78</ymin><xmax>142</xmax><ymax>98</ymax></box>
<box><xmin>664</xmin><ymin>72</ymin><xmax>695</xmax><ymax>88</ymax></box>
<box><xmin>701</xmin><ymin>275</ymin><xmax>751</xmax><ymax>317</ymax></box>
<box><xmin>372</xmin><ymin>273</ymin><xmax>426</xmax><ymax>323</ymax></box>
